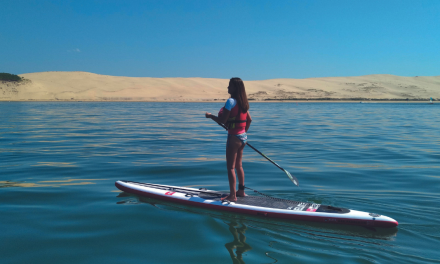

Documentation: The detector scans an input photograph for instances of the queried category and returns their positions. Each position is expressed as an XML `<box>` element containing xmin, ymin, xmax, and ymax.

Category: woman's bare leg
<box><xmin>235</xmin><ymin>143</ymin><xmax>246</xmax><ymax>197</ymax></box>
<box><xmin>224</xmin><ymin>135</ymin><xmax>243</xmax><ymax>202</ymax></box>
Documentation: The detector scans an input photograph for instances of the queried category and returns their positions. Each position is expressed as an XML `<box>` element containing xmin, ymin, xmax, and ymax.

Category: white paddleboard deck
<box><xmin>115</xmin><ymin>180</ymin><xmax>398</xmax><ymax>228</ymax></box>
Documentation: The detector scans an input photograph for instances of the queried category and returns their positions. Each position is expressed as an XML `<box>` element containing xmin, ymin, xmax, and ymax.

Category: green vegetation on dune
<box><xmin>0</xmin><ymin>73</ymin><xmax>24</xmax><ymax>82</ymax></box>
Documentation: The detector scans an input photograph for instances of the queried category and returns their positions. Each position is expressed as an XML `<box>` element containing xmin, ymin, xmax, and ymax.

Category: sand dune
<box><xmin>0</xmin><ymin>71</ymin><xmax>438</xmax><ymax>101</ymax></box>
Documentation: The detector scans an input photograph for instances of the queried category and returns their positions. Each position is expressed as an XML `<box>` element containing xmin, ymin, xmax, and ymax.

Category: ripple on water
<box><xmin>1</xmin><ymin>102</ymin><xmax>440</xmax><ymax>264</ymax></box>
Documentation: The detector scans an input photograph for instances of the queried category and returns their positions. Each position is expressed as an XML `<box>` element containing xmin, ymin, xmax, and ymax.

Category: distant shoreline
<box><xmin>1</xmin><ymin>71</ymin><xmax>438</xmax><ymax>102</ymax></box>
<box><xmin>0</xmin><ymin>99</ymin><xmax>434</xmax><ymax>103</ymax></box>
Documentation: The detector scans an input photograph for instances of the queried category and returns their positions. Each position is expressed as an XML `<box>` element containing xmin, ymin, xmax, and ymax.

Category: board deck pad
<box><xmin>200</xmin><ymin>194</ymin><xmax>350</xmax><ymax>214</ymax></box>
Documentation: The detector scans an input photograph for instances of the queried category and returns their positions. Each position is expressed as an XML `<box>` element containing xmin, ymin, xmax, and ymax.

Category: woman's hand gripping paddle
<box><xmin>214</xmin><ymin>120</ymin><xmax>299</xmax><ymax>186</ymax></box>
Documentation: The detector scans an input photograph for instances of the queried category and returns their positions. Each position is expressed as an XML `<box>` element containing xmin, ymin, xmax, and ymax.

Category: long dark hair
<box><xmin>229</xmin><ymin>77</ymin><xmax>249</xmax><ymax>113</ymax></box>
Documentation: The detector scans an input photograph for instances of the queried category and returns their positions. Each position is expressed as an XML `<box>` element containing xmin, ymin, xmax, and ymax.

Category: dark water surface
<box><xmin>1</xmin><ymin>102</ymin><xmax>439</xmax><ymax>263</ymax></box>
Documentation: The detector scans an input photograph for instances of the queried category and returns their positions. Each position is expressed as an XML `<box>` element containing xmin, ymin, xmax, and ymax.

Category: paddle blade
<box><xmin>285</xmin><ymin>170</ymin><xmax>299</xmax><ymax>186</ymax></box>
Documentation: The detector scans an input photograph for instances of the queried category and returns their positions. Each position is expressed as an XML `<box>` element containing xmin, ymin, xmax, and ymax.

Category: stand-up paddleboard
<box><xmin>115</xmin><ymin>180</ymin><xmax>398</xmax><ymax>228</ymax></box>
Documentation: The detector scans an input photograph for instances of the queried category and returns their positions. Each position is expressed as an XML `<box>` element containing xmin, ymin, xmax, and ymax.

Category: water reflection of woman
<box><xmin>205</xmin><ymin>78</ymin><xmax>252</xmax><ymax>202</ymax></box>
<box><xmin>225</xmin><ymin>221</ymin><xmax>252</xmax><ymax>264</ymax></box>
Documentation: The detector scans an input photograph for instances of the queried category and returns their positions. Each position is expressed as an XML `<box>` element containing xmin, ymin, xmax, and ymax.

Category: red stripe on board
<box><xmin>115</xmin><ymin>182</ymin><xmax>398</xmax><ymax>228</ymax></box>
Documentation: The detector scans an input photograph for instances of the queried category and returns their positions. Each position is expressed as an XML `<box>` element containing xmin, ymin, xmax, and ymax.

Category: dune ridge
<box><xmin>0</xmin><ymin>71</ymin><xmax>438</xmax><ymax>102</ymax></box>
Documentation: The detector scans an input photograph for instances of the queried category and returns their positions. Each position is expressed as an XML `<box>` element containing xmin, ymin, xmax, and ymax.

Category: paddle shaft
<box><xmin>213</xmin><ymin>120</ymin><xmax>299</xmax><ymax>186</ymax></box>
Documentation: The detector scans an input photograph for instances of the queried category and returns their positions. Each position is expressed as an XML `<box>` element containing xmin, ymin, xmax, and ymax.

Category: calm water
<box><xmin>1</xmin><ymin>102</ymin><xmax>439</xmax><ymax>264</ymax></box>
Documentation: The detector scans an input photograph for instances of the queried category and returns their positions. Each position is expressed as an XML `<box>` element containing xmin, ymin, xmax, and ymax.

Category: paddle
<box><xmin>214</xmin><ymin>120</ymin><xmax>299</xmax><ymax>186</ymax></box>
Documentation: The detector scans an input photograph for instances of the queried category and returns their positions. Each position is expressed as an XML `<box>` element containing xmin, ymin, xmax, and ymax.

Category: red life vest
<box><xmin>226</xmin><ymin>104</ymin><xmax>247</xmax><ymax>135</ymax></box>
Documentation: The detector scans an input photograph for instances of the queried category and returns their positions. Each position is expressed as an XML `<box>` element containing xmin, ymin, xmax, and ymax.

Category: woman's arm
<box><xmin>205</xmin><ymin>108</ymin><xmax>230</xmax><ymax>125</ymax></box>
<box><xmin>245</xmin><ymin>112</ymin><xmax>252</xmax><ymax>132</ymax></box>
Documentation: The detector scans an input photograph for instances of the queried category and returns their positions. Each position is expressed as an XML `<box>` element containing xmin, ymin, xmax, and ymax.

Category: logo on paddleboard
<box><xmin>306</xmin><ymin>203</ymin><xmax>321</xmax><ymax>212</ymax></box>
<box><xmin>289</xmin><ymin>203</ymin><xmax>308</xmax><ymax>211</ymax></box>
<box><xmin>369</xmin><ymin>213</ymin><xmax>380</xmax><ymax>217</ymax></box>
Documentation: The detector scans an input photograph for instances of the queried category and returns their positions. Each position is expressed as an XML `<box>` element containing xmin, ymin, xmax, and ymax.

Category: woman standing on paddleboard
<box><xmin>205</xmin><ymin>78</ymin><xmax>252</xmax><ymax>202</ymax></box>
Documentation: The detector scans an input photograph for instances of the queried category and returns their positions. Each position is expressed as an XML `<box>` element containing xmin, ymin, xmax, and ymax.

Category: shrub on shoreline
<box><xmin>0</xmin><ymin>73</ymin><xmax>24</xmax><ymax>82</ymax></box>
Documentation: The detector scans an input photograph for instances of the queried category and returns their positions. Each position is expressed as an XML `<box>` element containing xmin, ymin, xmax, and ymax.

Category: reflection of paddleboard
<box><xmin>115</xmin><ymin>181</ymin><xmax>398</xmax><ymax>228</ymax></box>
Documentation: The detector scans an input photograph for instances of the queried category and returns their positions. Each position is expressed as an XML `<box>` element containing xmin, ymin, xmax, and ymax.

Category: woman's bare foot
<box><xmin>221</xmin><ymin>194</ymin><xmax>237</xmax><ymax>202</ymax></box>
<box><xmin>236</xmin><ymin>190</ymin><xmax>246</xmax><ymax>197</ymax></box>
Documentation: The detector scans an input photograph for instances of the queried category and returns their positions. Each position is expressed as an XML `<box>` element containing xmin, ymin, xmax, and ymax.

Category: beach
<box><xmin>1</xmin><ymin>71</ymin><xmax>438</xmax><ymax>102</ymax></box>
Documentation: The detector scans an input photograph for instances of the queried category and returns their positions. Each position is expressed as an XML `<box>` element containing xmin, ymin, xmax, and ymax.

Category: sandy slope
<box><xmin>0</xmin><ymin>71</ymin><xmax>438</xmax><ymax>101</ymax></box>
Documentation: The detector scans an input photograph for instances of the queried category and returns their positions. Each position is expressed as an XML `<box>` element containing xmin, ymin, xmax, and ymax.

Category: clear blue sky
<box><xmin>1</xmin><ymin>0</ymin><xmax>439</xmax><ymax>80</ymax></box>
